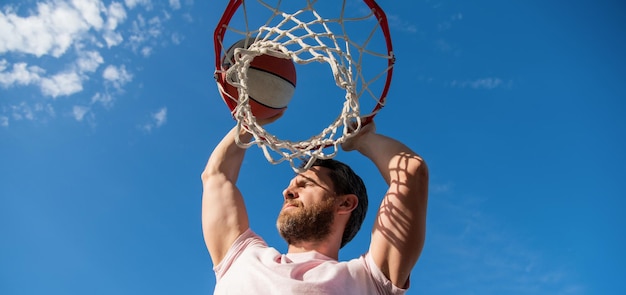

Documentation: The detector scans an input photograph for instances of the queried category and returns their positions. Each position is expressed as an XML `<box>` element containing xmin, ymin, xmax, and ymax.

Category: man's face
<box><xmin>276</xmin><ymin>166</ymin><xmax>338</xmax><ymax>245</ymax></box>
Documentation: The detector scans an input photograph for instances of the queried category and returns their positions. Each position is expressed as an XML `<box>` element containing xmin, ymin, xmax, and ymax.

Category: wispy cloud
<box><xmin>1</xmin><ymin>101</ymin><xmax>55</xmax><ymax>126</ymax></box>
<box><xmin>450</xmin><ymin>77</ymin><xmax>512</xmax><ymax>90</ymax></box>
<box><xmin>128</xmin><ymin>13</ymin><xmax>166</xmax><ymax>57</ymax></box>
<box><xmin>140</xmin><ymin>107</ymin><xmax>167</xmax><ymax>132</ymax></box>
<box><xmin>72</xmin><ymin>105</ymin><xmax>90</xmax><ymax>122</ymax></box>
<box><xmin>1</xmin><ymin>1</ymin><xmax>93</xmax><ymax>57</ymax></box>
<box><xmin>125</xmin><ymin>0</ymin><xmax>152</xmax><ymax>10</ymax></box>
<box><xmin>424</xmin><ymin>192</ymin><xmax>585</xmax><ymax>294</ymax></box>
<box><xmin>40</xmin><ymin>71</ymin><xmax>83</xmax><ymax>97</ymax></box>
<box><xmin>0</xmin><ymin>61</ymin><xmax>44</xmax><ymax>88</ymax></box>
<box><xmin>437</xmin><ymin>13</ymin><xmax>463</xmax><ymax>32</ymax></box>
<box><xmin>169</xmin><ymin>0</ymin><xmax>181</xmax><ymax>10</ymax></box>
<box><xmin>102</xmin><ymin>64</ymin><xmax>133</xmax><ymax>90</ymax></box>
<box><xmin>0</xmin><ymin>0</ymin><xmax>190</xmax><ymax>128</ymax></box>
<box><xmin>386</xmin><ymin>14</ymin><xmax>418</xmax><ymax>34</ymax></box>
<box><xmin>430</xmin><ymin>182</ymin><xmax>454</xmax><ymax>194</ymax></box>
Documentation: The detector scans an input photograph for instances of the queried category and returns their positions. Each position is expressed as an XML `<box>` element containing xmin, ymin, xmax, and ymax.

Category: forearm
<box><xmin>356</xmin><ymin>133</ymin><xmax>426</xmax><ymax>185</ymax></box>
<box><xmin>202</xmin><ymin>126</ymin><xmax>252</xmax><ymax>183</ymax></box>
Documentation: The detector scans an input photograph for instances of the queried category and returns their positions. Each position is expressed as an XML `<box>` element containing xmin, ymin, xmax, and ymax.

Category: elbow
<box><xmin>399</xmin><ymin>151</ymin><xmax>428</xmax><ymax>181</ymax></box>
<box><xmin>388</xmin><ymin>152</ymin><xmax>428</xmax><ymax>198</ymax></box>
<box><xmin>415</xmin><ymin>157</ymin><xmax>428</xmax><ymax>180</ymax></box>
<box><xmin>200</xmin><ymin>168</ymin><xmax>213</xmax><ymax>184</ymax></box>
<box><xmin>201</xmin><ymin>159</ymin><xmax>224</xmax><ymax>184</ymax></box>
<box><xmin>410</xmin><ymin>159</ymin><xmax>428</xmax><ymax>195</ymax></box>
<box><xmin>201</xmin><ymin>167</ymin><xmax>223</xmax><ymax>187</ymax></box>
<box><xmin>405</xmin><ymin>155</ymin><xmax>429</xmax><ymax>199</ymax></box>
<box><xmin>200</xmin><ymin>169</ymin><xmax>212</xmax><ymax>185</ymax></box>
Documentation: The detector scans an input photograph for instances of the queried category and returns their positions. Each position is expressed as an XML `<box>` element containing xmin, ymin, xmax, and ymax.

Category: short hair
<box><xmin>305</xmin><ymin>158</ymin><xmax>368</xmax><ymax>248</ymax></box>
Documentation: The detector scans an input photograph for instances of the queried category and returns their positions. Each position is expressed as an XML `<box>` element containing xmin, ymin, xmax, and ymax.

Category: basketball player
<box><xmin>201</xmin><ymin>115</ymin><xmax>428</xmax><ymax>294</ymax></box>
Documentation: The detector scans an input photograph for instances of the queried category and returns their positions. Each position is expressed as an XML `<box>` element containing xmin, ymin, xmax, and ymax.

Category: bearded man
<box><xmin>201</xmin><ymin>117</ymin><xmax>429</xmax><ymax>294</ymax></box>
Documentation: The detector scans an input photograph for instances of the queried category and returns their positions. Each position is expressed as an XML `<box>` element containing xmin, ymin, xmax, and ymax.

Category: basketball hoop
<box><xmin>214</xmin><ymin>0</ymin><xmax>394</xmax><ymax>172</ymax></box>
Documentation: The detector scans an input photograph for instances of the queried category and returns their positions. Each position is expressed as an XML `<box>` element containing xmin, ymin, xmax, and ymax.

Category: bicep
<box><xmin>201</xmin><ymin>174</ymin><xmax>250</xmax><ymax>266</ymax></box>
<box><xmin>369</xmin><ymin>158</ymin><xmax>429</xmax><ymax>288</ymax></box>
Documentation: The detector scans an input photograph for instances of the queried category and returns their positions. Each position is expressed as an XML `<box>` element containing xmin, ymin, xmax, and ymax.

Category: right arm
<box><xmin>201</xmin><ymin>127</ymin><xmax>252</xmax><ymax>266</ymax></box>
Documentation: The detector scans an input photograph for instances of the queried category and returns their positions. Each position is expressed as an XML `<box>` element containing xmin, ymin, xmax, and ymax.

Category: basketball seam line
<box><xmin>249</xmin><ymin>66</ymin><xmax>296</xmax><ymax>87</ymax></box>
<box><xmin>248</xmin><ymin>94</ymin><xmax>285</xmax><ymax>110</ymax></box>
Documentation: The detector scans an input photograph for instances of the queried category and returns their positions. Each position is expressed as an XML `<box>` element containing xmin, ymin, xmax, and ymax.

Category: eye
<box><xmin>297</xmin><ymin>180</ymin><xmax>314</xmax><ymax>188</ymax></box>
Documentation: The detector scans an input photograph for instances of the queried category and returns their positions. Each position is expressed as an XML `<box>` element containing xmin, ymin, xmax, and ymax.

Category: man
<box><xmin>201</xmin><ymin>116</ymin><xmax>428</xmax><ymax>294</ymax></box>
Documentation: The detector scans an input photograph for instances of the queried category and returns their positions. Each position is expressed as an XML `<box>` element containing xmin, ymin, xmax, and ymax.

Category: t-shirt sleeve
<box><xmin>213</xmin><ymin>228</ymin><xmax>267</xmax><ymax>280</ymax></box>
<box><xmin>363</xmin><ymin>252</ymin><xmax>410</xmax><ymax>295</ymax></box>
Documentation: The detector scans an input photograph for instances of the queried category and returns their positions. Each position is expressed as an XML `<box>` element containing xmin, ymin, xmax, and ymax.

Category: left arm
<box><xmin>343</xmin><ymin>122</ymin><xmax>429</xmax><ymax>287</ymax></box>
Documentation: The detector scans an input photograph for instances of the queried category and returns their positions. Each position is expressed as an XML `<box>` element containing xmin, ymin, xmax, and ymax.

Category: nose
<box><xmin>282</xmin><ymin>187</ymin><xmax>298</xmax><ymax>200</ymax></box>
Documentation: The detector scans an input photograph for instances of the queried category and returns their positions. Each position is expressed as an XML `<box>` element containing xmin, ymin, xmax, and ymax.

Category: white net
<box><xmin>215</xmin><ymin>0</ymin><xmax>394</xmax><ymax>172</ymax></box>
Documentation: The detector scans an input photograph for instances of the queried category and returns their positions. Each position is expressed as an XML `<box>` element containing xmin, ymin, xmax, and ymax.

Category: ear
<box><xmin>337</xmin><ymin>194</ymin><xmax>358</xmax><ymax>215</ymax></box>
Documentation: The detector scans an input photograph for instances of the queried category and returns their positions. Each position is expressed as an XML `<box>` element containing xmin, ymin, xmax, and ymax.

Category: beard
<box><xmin>276</xmin><ymin>198</ymin><xmax>335</xmax><ymax>245</ymax></box>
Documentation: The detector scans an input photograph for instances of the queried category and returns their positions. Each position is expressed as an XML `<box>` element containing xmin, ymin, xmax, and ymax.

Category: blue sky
<box><xmin>1</xmin><ymin>0</ymin><xmax>624</xmax><ymax>294</ymax></box>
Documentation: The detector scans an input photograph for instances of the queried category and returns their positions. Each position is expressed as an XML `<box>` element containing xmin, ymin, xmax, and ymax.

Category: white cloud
<box><xmin>6</xmin><ymin>101</ymin><xmax>54</xmax><ymax>122</ymax></box>
<box><xmin>0</xmin><ymin>61</ymin><xmax>43</xmax><ymax>87</ymax></box>
<box><xmin>128</xmin><ymin>14</ymin><xmax>164</xmax><ymax>55</ymax></box>
<box><xmin>102</xmin><ymin>2</ymin><xmax>127</xmax><ymax>47</ymax></box>
<box><xmin>40</xmin><ymin>71</ymin><xmax>83</xmax><ymax>97</ymax></box>
<box><xmin>0</xmin><ymin>55</ymin><xmax>102</xmax><ymax>98</ymax></box>
<box><xmin>470</xmin><ymin>78</ymin><xmax>503</xmax><ymax>89</ymax></box>
<box><xmin>105</xmin><ymin>2</ymin><xmax>127</xmax><ymax>29</ymax></box>
<box><xmin>450</xmin><ymin>77</ymin><xmax>510</xmax><ymax>90</ymax></box>
<box><xmin>102</xmin><ymin>64</ymin><xmax>133</xmax><ymax>90</ymax></box>
<box><xmin>140</xmin><ymin>46</ymin><xmax>152</xmax><ymax>57</ymax></box>
<box><xmin>141</xmin><ymin>107</ymin><xmax>167</xmax><ymax>132</ymax></box>
<box><xmin>125</xmin><ymin>0</ymin><xmax>152</xmax><ymax>10</ymax></box>
<box><xmin>426</xmin><ymin>194</ymin><xmax>585</xmax><ymax>294</ymax></box>
<box><xmin>169</xmin><ymin>0</ymin><xmax>181</xmax><ymax>10</ymax></box>
<box><xmin>0</xmin><ymin>1</ymin><xmax>90</xmax><ymax>57</ymax></box>
<box><xmin>153</xmin><ymin>107</ymin><xmax>167</xmax><ymax>127</ymax></box>
<box><xmin>386</xmin><ymin>14</ymin><xmax>418</xmax><ymax>34</ymax></box>
<box><xmin>72</xmin><ymin>0</ymin><xmax>105</xmax><ymax>29</ymax></box>
<box><xmin>171</xmin><ymin>32</ymin><xmax>182</xmax><ymax>44</ymax></box>
<box><xmin>146</xmin><ymin>16</ymin><xmax>162</xmax><ymax>36</ymax></box>
<box><xmin>75</xmin><ymin>50</ymin><xmax>104</xmax><ymax>73</ymax></box>
<box><xmin>0</xmin><ymin>0</ymin><xmax>186</xmax><ymax>128</ymax></box>
<box><xmin>10</xmin><ymin>102</ymin><xmax>35</xmax><ymax>121</ymax></box>
<box><xmin>91</xmin><ymin>92</ymin><xmax>114</xmax><ymax>108</ymax></box>
<box><xmin>72</xmin><ymin>105</ymin><xmax>90</xmax><ymax>121</ymax></box>
<box><xmin>430</xmin><ymin>182</ymin><xmax>454</xmax><ymax>194</ymax></box>
<box><xmin>0</xmin><ymin>0</ymin><xmax>131</xmax><ymax>55</ymax></box>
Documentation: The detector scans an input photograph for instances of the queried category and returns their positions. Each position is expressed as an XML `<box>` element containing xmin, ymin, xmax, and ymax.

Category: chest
<box><xmin>215</xmin><ymin>251</ymin><xmax>376</xmax><ymax>294</ymax></box>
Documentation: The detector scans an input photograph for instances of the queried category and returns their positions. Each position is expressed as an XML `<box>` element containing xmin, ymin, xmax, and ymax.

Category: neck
<box><xmin>287</xmin><ymin>239</ymin><xmax>340</xmax><ymax>260</ymax></box>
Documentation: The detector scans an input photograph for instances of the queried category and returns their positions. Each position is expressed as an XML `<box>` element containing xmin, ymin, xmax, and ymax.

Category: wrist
<box><xmin>228</xmin><ymin>126</ymin><xmax>253</xmax><ymax>145</ymax></box>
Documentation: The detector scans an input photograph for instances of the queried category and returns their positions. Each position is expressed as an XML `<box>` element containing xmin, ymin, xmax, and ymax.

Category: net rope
<box><xmin>215</xmin><ymin>0</ymin><xmax>394</xmax><ymax>172</ymax></box>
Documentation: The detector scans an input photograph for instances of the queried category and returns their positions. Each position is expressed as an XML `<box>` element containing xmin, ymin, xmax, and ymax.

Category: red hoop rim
<box><xmin>213</xmin><ymin>0</ymin><xmax>394</xmax><ymax>127</ymax></box>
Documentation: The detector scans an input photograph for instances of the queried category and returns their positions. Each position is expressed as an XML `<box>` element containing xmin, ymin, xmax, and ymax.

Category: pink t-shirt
<box><xmin>213</xmin><ymin>229</ymin><xmax>408</xmax><ymax>295</ymax></box>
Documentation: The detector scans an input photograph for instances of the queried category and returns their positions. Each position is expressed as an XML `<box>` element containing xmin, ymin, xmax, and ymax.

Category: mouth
<box><xmin>283</xmin><ymin>202</ymin><xmax>300</xmax><ymax>210</ymax></box>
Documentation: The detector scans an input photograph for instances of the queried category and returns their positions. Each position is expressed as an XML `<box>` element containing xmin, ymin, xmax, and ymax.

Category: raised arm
<box><xmin>343</xmin><ymin>122</ymin><xmax>429</xmax><ymax>288</ymax></box>
<box><xmin>201</xmin><ymin>126</ymin><xmax>252</xmax><ymax>266</ymax></box>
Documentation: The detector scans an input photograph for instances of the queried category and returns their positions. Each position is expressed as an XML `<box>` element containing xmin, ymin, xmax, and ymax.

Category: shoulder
<box><xmin>350</xmin><ymin>253</ymin><xmax>409</xmax><ymax>294</ymax></box>
<box><xmin>214</xmin><ymin>229</ymin><xmax>273</xmax><ymax>278</ymax></box>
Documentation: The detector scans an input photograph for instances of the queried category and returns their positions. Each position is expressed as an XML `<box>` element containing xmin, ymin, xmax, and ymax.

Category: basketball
<box><xmin>218</xmin><ymin>39</ymin><xmax>297</xmax><ymax>120</ymax></box>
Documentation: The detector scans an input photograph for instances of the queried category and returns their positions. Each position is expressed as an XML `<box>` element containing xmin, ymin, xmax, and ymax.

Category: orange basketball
<box><xmin>218</xmin><ymin>39</ymin><xmax>297</xmax><ymax>120</ymax></box>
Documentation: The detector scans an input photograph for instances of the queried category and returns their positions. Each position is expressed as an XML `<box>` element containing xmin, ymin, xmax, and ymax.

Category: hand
<box><xmin>237</xmin><ymin>111</ymin><xmax>284</xmax><ymax>141</ymax></box>
<box><xmin>341</xmin><ymin>120</ymin><xmax>376</xmax><ymax>152</ymax></box>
